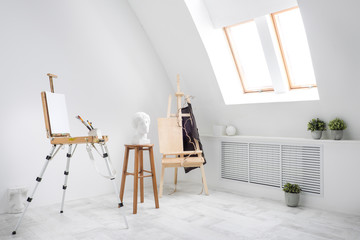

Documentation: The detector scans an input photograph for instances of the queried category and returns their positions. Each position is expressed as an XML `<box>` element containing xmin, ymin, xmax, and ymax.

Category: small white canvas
<box><xmin>46</xmin><ymin>91</ymin><xmax>71</xmax><ymax>134</ymax></box>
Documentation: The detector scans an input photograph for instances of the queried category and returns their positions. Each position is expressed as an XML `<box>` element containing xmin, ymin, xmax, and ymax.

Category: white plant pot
<box><xmin>311</xmin><ymin>130</ymin><xmax>322</xmax><ymax>139</ymax></box>
<box><xmin>285</xmin><ymin>192</ymin><xmax>300</xmax><ymax>207</ymax></box>
<box><xmin>330</xmin><ymin>130</ymin><xmax>343</xmax><ymax>140</ymax></box>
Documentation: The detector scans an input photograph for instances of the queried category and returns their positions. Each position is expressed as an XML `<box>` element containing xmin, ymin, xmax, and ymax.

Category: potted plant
<box><xmin>328</xmin><ymin>118</ymin><xmax>347</xmax><ymax>140</ymax></box>
<box><xmin>283</xmin><ymin>183</ymin><xmax>302</xmax><ymax>207</ymax></box>
<box><xmin>307</xmin><ymin>118</ymin><xmax>326</xmax><ymax>139</ymax></box>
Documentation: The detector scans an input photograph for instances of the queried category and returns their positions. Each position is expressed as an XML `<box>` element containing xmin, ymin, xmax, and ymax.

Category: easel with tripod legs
<box><xmin>12</xmin><ymin>73</ymin><xmax>128</xmax><ymax>235</ymax></box>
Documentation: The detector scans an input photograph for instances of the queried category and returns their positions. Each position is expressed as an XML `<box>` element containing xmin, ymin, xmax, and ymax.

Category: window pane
<box><xmin>274</xmin><ymin>8</ymin><xmax>316</xmax><ymax>87</ymax></box>
<box><xmin>229</xmin><ymin>21</ymin><xmax>272</xmax><ymax>91</ymax></box>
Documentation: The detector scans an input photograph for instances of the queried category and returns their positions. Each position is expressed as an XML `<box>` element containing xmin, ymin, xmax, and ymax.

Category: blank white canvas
<box><xmin>45</xmin><ymin>92</ymin><xmax>71</xmax><ymax>134</ymax></box>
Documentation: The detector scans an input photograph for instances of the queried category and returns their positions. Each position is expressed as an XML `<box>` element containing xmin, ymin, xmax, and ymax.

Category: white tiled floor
<box><xmin>1</xmin><ymin>183</ymin><xmax>360</xmax><ymax>240</ymax></box>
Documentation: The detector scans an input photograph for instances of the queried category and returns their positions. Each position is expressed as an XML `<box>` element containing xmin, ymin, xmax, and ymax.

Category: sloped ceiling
<box><xmin>128</xmin><ymin>0</ymin><xmax>221</xmax><ymax>131</ymax></box>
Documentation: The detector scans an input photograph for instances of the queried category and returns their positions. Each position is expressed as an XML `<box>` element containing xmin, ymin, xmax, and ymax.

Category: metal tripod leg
<box><xmin>12</xmin><ymin>145</ymin><xmax>59</xmax><ymax>235</ymax></box>
<box><xmin>100</xmin><ymin>143</ymin><xmax>129</xmax><ymax>229</ymax></box>
<box><xmin>60</xmin><ymin>144</ymin><xmax>76</xmax><ymax>213</ymax></box>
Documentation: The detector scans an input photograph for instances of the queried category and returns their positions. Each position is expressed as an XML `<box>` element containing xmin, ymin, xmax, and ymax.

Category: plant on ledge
<box><xmin>328</xmin><ymin>118</ymin><xmax>347</xmax><ymax>140</ymax></box>
<box><xmin>328</xmin><ymin>118</ymin><xmax>347</xmax><ymax>130</ymax></box>
<box><xmin>283</xmin><ymin>183</ymin><xmax>302</xmax><ymax>207</ymax></box>
<box><xmin>307</xmin><ymin>118</ymin><xmax>326</xmax><ymax>131</ymax></box>
<box><xmin>307</xmin><ymin>118</ymin><xmax>326</xmax><ymax>139</ymax></box>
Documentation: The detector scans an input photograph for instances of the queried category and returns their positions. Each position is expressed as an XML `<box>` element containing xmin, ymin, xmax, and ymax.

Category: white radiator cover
<box><xmin>221</xmin><ymin>141</ymin><xmax>322</xmax><ymax>194</ymax></box>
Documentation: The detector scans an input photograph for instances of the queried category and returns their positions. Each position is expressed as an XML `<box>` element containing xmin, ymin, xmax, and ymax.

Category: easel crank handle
<box><xmin>47</xmin><ymin>73</ymin><xmax>58</xmax><ymax>93</ymax></box>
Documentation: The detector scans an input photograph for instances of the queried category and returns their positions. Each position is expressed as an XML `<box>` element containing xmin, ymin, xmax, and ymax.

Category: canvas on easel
<box><xmin>43</xmin><ymin>92</ymin><xmax>70</xmax><ymax>136</ymax></box>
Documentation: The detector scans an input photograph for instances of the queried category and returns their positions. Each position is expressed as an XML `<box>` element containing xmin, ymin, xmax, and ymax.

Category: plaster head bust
<box><xmin>131</xmin><ymin>112</ymin><xmax>151</xmax><ymax>145</ymax></box>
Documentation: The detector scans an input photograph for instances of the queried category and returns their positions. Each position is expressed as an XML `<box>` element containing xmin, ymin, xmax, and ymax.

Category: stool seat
<box><xmin>124</xmin><ymin>144</ymin><xmax>153</xmax><ymax>148</ymax></box>
<box><xmin>119</xmin><ymin>144</ymin><xmax>159</xmax><ymax>214</ymax></box>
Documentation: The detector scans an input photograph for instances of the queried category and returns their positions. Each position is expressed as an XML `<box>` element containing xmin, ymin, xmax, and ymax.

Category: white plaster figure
<box><xmin>8</xmin><ymin>187</ymin><xmax>28</xmax><ymax>214</ymax></box>
<box><xmin>131</xmin><ymin>112</ymin><xmax>151</xmax><ymax>145</ymax></box>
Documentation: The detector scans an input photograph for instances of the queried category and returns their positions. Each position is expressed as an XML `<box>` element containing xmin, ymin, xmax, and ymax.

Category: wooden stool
<box><xmin>119</xmin><ymin>144</ymin><xmax>159</xmax><ymax>214</ymax></box>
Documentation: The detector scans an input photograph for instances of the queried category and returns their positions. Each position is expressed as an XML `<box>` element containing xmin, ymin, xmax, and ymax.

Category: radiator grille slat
<box><xmin>221</xmin><ymin>141</ymin><xmax>322</xmax><ymax>195</ymax></box>
<box><xmin>221</xmin><ymin>142</ymin><xmax>248</xmax><ymax>182</ymax></box>
<box><xmin>282</xmin><ymin>145</ymin><xmax>321</xmax><ymax>194</ymax></box>
<box><xmin>249</xmin><ymin>143</ymin><xmax>280</xmax><ymax>187</ymax></box>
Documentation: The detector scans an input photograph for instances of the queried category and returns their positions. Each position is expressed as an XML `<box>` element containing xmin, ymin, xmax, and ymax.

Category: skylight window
<box><xmin>272</xmin><ymin>8</ymin><xmax>316</xmax><ymax>89</ymax></box>
<box><xmin>224</xmin><ymin>7</ymin><xmax>317</xmax><ymax>94</ymax></box>
<box><xmin>224</xmin><ymin>21</ymin><xmax>273</xmax><ymax>93</ymax></box>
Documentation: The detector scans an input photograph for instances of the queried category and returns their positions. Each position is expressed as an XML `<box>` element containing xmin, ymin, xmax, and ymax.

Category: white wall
<box><xmin>0</xmin><ymin>0</ymin><xmax>173</xmax><ymax>214</ymax></box>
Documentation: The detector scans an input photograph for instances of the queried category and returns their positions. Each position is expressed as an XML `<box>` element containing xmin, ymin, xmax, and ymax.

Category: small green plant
<box><xmin>328</xmin><ymin>118</ymin><xmax>347</xmax><ymax>130</ymax></box>
<box><xmin>307</xmin><ymin>118</ymin><xmax>326</xmax><ymax>132</ymax></box>
<box><xmin>283</xmin><ymin>183</ymin><xmax>302</xmax><ymax>193</ymax></box>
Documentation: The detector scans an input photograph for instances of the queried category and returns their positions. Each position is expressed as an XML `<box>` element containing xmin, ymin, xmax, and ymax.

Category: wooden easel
<box><xmin>12</xmin><ymin>73</ymin><xmax>128</xmax><ymax>235</ymax></box>
<box><xmin>157</xmin><ymin>74</ymin><xmax>209</xmax><ymax>197</ymax></box>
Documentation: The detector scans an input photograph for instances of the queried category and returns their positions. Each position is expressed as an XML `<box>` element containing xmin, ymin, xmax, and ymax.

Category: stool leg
<box><xmin>159</xmin><ymin>164</ymin><xmax>165</xmax><ymax>198</ymax></box>
<box><xmin>12</xmin><ymin>145</ymin><xmax>58</xmax><ymax>235</ymax></box>
<box><xmin>60</xmin><ymin>144</ymin><xmax>74</xmax><ymax>213</ymax></box>
<box><xmin>119</xmin><ymin>147</ymin><xmax>130</xmax><ymax>207</ymax></box>
<box><xmin>139</xmin><ymin>149</ymin><xmax>144</xmax><ymax>203</ymax></box>
<box><xmin>149</xmin><ymin>147</ymin><xmax>159</xmax><ymax>208</ymax></box>
<box><xmin>133</xmin><ymin>148</ymin><xmax>139</xmax><ymax>214</ymax></box>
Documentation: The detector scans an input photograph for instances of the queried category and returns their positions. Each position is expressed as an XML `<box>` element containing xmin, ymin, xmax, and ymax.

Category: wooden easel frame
<box><xmin>158</xmin><ymin>74</ymin><xmax>209</xmax><ymax>197</ymax></box>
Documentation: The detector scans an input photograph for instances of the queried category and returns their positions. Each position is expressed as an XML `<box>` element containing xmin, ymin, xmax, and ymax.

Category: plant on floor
<box><xmin>283</xmin><ymin>183</ymin><xmax>302</xmax><ymax>193</ymax></box>
<box><xmin>307</xmin><ymin>118</ymin><xmax>326</xmax><ymax>132</ymax></box>
<box><xmin>283</xmin><ymin>183</ymin><xmax>302</xmax><ymax>207</ymax></box>
<box><xmin>328</xmin><ymin>118</ymin><xmax>347</xmax><ymax>130</ymax></box>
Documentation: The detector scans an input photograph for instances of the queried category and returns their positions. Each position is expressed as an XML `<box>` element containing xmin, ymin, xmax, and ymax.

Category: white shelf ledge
<box><xmin>200</xmin><ymin>134</ymin><xmax>360</xmax><ymax>144</ymax></box>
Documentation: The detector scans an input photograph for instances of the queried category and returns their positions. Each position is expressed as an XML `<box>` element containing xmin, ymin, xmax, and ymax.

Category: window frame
<box><xmin>224</xmin><ymin>6</ymin><xmax>317</xmax><ymax>94</ymax></box>
<box><xmin>271</xmin><ymin>7</ymin><xmax>317</xmax><ymax>90</ymax></box>
<box><xmin>223</xmin><ymin>21</ymin><xmax>274</xmax><ymax>94</ymax></box>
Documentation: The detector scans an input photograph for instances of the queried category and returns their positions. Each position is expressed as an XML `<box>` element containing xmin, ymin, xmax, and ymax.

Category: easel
<box><xmin>157</xmin><ymin>74</ymin><xmax>209</xmax><ymax>197</ymax></box>
<box><xmin>12</xmin><ymin>73</ymin><xmax>128</xmax><ymax>235</ymax></box>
